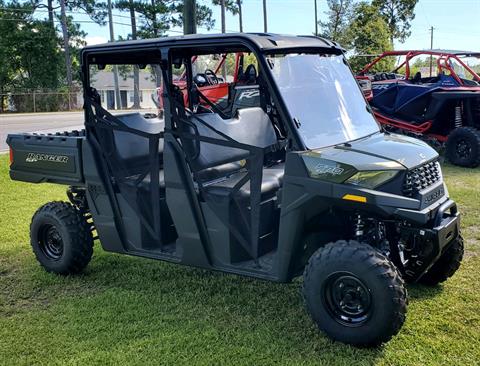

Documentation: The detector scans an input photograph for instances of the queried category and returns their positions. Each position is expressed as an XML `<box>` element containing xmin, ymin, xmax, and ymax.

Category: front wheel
<box><xmin>30</xmin><ymin>201</ymin><xmax>94</xmax><ymax>275</ymax></box>
<box><xmin>445</xmin><ymin>127</ymin><xmax>480</xmax><ymax>167</ymax></box>
<box><xmin>303</xmin><ymin>240</ymin><xmax>407</xmax><ymax>347</ymax></box>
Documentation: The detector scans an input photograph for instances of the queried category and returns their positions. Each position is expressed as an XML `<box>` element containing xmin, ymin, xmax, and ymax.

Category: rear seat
<box><xmin>113</xmin><ymin>109</ymin><xmax>285</xmax><ymax>201</ymax></box>
<box><xmin>112</xmin><ymin>113</ymin><xmax>166</xmax><ymax>191</ymax></box>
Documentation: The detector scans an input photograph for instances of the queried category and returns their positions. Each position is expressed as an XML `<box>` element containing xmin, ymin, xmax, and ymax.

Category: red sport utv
<box><xmin>154</xmin><ymin>52</ymin><xmax>258</xmax><ymax>118</ymax></box>
<box><xmin>358</xmin><ymin>50</ymin><xmax>480</xmax><ymax>167</ymax></box>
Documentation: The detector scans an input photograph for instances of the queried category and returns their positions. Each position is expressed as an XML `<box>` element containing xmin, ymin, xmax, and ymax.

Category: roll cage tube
<box><xmin>166</xmin><ymin>41</ymin><xmax>310</xmax><ymax>151</ymax></box>
<box><xmin>360</xmin><ymin>50</ymin><xmax>480</xmax><ymax>85</ymax></box>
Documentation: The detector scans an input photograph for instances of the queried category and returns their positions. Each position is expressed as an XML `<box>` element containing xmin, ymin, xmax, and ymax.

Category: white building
<box><xmin>90</xmin><ymin>70</ymin><xmax>159</xmax><ymax>110</ymax></box>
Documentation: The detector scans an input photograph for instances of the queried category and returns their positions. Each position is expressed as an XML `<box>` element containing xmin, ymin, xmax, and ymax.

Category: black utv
<box><xmin>7</xmin><ymin>34</ymin><xmax>463</xmax><ymax>347</ymax></box>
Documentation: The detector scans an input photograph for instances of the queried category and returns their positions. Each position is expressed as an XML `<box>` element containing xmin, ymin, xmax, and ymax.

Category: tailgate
<box><xmin>7</xmin><ymin>133</ymin><xmax>85</xmax><ymax>185</ymax></box>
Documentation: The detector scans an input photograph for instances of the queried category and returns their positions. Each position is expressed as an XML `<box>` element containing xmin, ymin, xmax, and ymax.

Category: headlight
<box><xmin>345</xmin><ymin>170</ymin><xmax>399</xmax><ymax>189</ymax></box>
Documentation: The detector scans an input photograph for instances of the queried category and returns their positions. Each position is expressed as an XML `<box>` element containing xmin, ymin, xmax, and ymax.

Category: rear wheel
<box><xmin>303</xmin><ymin>240</ymin><xmax>407</xmax><ymax>347</ymax></box>
<box><xmin>446</xmin><ymin>127</ymin><xmax>480</xmax><ymax>167</ymax></box>
<box><xmin>419</xmin><ymin>236</ymin><xmax>464</xmax><ymax>286</ymax></box>
<box><xmin>30</xmin><ymin>201</ymin><xmax>93</xmax><ymax>275</ymax></box>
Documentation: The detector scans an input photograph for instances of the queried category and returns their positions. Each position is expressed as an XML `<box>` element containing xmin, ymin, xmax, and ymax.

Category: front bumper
<box><xmin>400</xmin><ymin>199</ymin><xmax>460</xmax><ymax>281</ymax></box>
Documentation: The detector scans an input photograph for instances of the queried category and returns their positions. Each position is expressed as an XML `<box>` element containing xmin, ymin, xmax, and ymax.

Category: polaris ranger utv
<box><xmin>7</xmin><ymin>34</ymin><xmax>463</xmax><ymax>347</ymax></box>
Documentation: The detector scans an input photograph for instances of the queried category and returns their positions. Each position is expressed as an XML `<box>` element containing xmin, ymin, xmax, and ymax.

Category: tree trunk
<box><xmin>0</xmin><ymin>85</ymin><xmax>4</xmax><ymax>113</ymax></box>
<box><xmin>238</xmin><ymin>0</ymin><xmax>243</xmax><ymax>32</ymax></box>
<box><xmin>183</xmin><ymin>0</ymin><xmax>197</xmax><ymax>35</ymax></box>
<box><xmin>129</xmin><ymin>0</ymin><xmax>140</xmax><ymax>109</ymax></box>
<box><xmin>107</xmin><ymin>0</ymin><xmax>121</xmax><ymax>109</ymax></box>
<box><xmin>263</xmin><ymin>0</ymin><xmax>267</xmax><ymax>32</ymax></box>
<box><xmin>47</xmin><ymin>0</ymin><xmax>54</xmax><ymax>28</ymax></box>
<box><xmin>151</xmin><ymin>0</ymin><xmax>162</xmax><ymax>88</ymax></box>
<box><xmin>59</xmin><ymin>0</ymin><xmax>72</xmax><ymax>103</ymax></box>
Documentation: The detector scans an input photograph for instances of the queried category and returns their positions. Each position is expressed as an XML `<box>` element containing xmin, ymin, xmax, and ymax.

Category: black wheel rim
<box><xmin>455</xmin><ymin>139</ymin><xmax>471</xmax><ymax>159</ymax></box>
<box><xmin>38</xmin><ymin>224</ymin><xmax>64</xmax><ymax>260</ymax></box>
<box><xmin>323</xmin><ymin>272</ymin><xmax>372</xmax><ymax>327</ymax></box>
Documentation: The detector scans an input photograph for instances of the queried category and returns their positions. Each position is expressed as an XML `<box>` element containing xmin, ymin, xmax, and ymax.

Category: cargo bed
<box><xmin>7</xmin><ymin>130</ymin><xmax>86</xmax><ymax>185</ymax></box>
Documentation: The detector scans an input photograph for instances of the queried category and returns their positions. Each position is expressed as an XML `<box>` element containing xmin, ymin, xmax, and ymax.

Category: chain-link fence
<box><xmin>0</xmin><ymin>91</ymin><xmax>83</xmax><ymax>113</ymax></box>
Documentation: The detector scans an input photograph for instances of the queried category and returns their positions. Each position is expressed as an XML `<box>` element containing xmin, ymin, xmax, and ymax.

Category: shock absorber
<box><xmin>354</xmin><ymin>213</ymin><xmax>364</xmax><ymax>239</ymax></box>
<box><xmin>455</xmin><ymin>104</ymin><xmax>462</xmax><ymax>128</ymax></box>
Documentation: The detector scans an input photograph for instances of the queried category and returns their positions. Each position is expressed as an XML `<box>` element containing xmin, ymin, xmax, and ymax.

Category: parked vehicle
<box><xmin>7</xmin><ymin>34</ymin><xmax>463</xmax><ymax>347</ymax></box>
<box><xmin>154</xmin><ymin>52</ymin><xmax>253</xmax><ymax>118</ymax></box>
<box><xmin>358</xmin><ymin>50</ymin><xmax>480</xmax><ymax>167</ymax></box>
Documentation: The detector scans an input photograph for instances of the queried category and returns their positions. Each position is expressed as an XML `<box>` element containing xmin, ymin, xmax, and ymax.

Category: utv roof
<box><xmin>81</xmin><ymin>33</ymin><xmax>343</xmax><ymax>56</ymax></box>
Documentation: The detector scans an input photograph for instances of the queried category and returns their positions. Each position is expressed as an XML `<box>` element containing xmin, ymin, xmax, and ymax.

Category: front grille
<box><xmin>402</xmin><ymin>160</ymin><xmax>441</xmax><ymax>197</ymax></box>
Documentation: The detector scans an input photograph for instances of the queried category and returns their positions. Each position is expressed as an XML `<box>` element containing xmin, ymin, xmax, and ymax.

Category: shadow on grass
<box><xmin>27</xmin><ymin>251</ymin><xmax>389</xmax><ymax>364</ymax></box>
<box><xmin>407</xmin><ymin>283</ymin><xmax>443</xmax><ymax>300</ymax></box>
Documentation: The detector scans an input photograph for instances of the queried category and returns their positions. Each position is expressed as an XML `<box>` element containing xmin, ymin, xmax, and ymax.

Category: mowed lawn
<box><xmin>0</xmin><ymin>153</ymin><xmax>479</xmax><ymax>366</ymax></box>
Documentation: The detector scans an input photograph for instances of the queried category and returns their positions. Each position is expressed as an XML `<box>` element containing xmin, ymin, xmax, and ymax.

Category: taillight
<box><xmin>9</xmin><ymin>147</ymin><xmax>13</xmax><ymax>165</ymax></box>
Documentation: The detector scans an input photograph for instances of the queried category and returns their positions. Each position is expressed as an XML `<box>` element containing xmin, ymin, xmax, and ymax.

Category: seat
<box><xmin>203</xmin><ymin>163</ymin><xmax>285</xmax><ymax>201</ymax></box>
<box><xmin>237</xmin><ymin>64</ymin><xmax>257</xmax><ymax>85</ymax></box>
<box><xmin>179</xmin><ymin>107</ymin><xmax>284</xmax><ymax>201</ymax></box>
<box><xmin>412</xmin><ymin>71</ymin><xmax>422</xmax><ymax>84</ymax></box>
<box><xmin>112</xmin><ymin>113</ymin><xmax>165</xmax><ymax>174</ymax></box>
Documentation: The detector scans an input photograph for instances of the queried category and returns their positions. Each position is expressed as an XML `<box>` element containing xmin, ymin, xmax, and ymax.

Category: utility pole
<box><xmin>314</xmin><ymin>0</ymin><xmax>318</xmax><ymax>36</ymax></box>
<box><xmin>183</xmin><ymin>0</ymin><xmax>197</xmax><ymax>34</ymax></box>
<box><xmin>238</xmin><ymin>0</ymin><xmax>243</xmax><ymax>32</ymax></box>
<box><xmin>59</xmin><ymin>0</ymin><xmax>72</xmax><ymax>109</ymax></box>
<box><xmin>220</xmin><ymin>0</ymin><xmax>226</xmax><ymax>33</ymax></box>
<box><xmin>263</xmin><ymin>0</ymin><xmax>267</xmax><ymax>33</ymax></box>
<box><xmin>107</xmin><ymin>0</ymin><xmax>121</xmax><ymax>110</ymax></box>
<box><xmin>429</xmin><ymin>26</ymin><xmax>434</xmax><ymax>77</ymax></box>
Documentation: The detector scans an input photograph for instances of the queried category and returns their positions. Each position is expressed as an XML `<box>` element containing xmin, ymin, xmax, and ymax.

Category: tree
<box><xmin>115</xmin><ymin>0</ymin><xmax>216</xmax><ymax>102</ymax></box>
<box><xmin>318</xmin><ymin>0</ymin><xmax>353</xmax><ymax>46</ymax></box>
<box><xmin>121</xmin><ymin>1</ymin><xmax>215</xmax><ymax>39</ymax></box>
<box><xmin>0</xmin><ymin>1</ymin><xmax>63</xmax><ymax>111</ymax></box>
<box><xmin>32</xmin><ymin>0</ymin><xmax>107</xmax><ymax>90</ymax></box>
<box><xmin>372</xmin><ymin>0</ymin><xmax>418</xmax><ymax>44</ymax></box>
<box><xmin>346</xmin><ymin>2</ymin><xmax>394</xmax><ymax>72</ymax></box>
<box><xmin>211</xmin><ymin>0</ymin><xmax>240</xmax><ymax>31</ymax></box>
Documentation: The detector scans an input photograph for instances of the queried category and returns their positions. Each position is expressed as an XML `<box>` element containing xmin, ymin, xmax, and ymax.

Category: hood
<box><xmin>314</xmin><ymin>132</ymin><xmax>438</xmax><ymax>170</ymax></box>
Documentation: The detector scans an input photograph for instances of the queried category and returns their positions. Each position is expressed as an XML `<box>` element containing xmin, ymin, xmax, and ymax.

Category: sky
<box><xmin>79</xmin><ymin>0</ymin><xmax>480</xmax><ymax>53</ymax></box>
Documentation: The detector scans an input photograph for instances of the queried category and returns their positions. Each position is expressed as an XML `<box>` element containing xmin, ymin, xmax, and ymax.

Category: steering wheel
<box><xmin>204</xmin><ymin>69</ymin><xmax>219</xmax><ymax>85</ymax></box>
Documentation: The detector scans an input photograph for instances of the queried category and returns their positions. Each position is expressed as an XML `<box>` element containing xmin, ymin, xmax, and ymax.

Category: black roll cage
<box><xmin>79</xmin><ymin>35</ymin><xmax>344</xmax><ymax>262</ymax></box>
<box><xmin>81</xmin><ymin>34</ymin><xmax>344</xmax><ymax>152</ymax></box>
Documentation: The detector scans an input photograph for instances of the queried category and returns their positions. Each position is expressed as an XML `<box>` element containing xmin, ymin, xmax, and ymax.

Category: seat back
<box><xmin>113</xmin><ymin>113</ymin><xmax>164</xmax><ymax>162</ymax></box>
<box><xmin>181</xmin><ymin>107</ymin><xmax>277</xmax><ymax>173</ymax></box>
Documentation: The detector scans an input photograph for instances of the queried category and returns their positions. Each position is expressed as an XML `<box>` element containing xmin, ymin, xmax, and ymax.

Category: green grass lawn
<box><xmin>0</xmin><ymin>153</ymin><xmax>479</xmax><ymax>365</ymax></box>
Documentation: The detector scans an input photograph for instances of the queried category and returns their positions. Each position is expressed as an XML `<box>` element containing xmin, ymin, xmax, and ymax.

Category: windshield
<box><xmin>266</xmin><ymin>53</ymin><xmax>380</xmax><ymax>149</ymax></box>
<box><xmin>452</xmin><ymin>56</ymin><xmax>480</xmax><ymax>81</ymax></box>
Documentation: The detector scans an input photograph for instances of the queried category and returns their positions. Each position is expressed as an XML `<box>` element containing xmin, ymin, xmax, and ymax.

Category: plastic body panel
<box><xmin>7</xmin><ymin>133</ymin><xmax>85</xmax><ymax>185</ymax></box>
